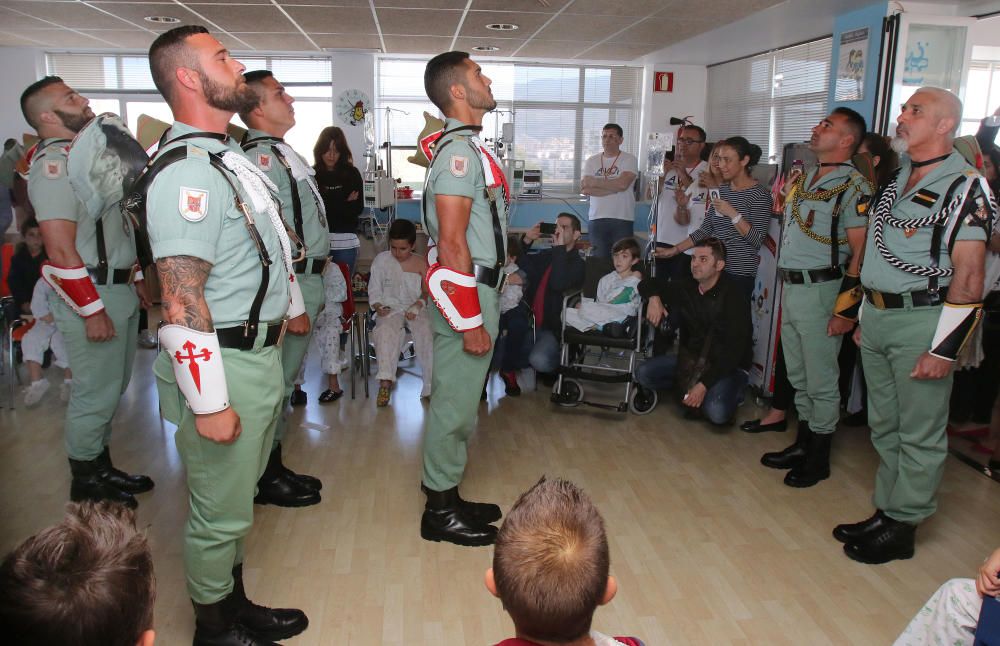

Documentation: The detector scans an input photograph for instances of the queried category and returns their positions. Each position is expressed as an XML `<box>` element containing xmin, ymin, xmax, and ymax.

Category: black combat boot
<box><xmin>231</xmin><ymin>563</ymin><xmax>309</xmax><ymax>641</ymax></box>
<box><xmin>420</xmin><ymin>483</ymin><xmax>502</xmax><ymax>524</ymax></box>
<box><xmin>783</xmin><ymin>431</ymin><xmax>832</xmax><ymax>487</ymax></box>
<box><xmin>96</xmin><ymin>446</ymin><xmax>154</xmax><ymax>494</ymax></box>
<box><xmin>254</xmin><ymin>447</ymin><xmax>320</xmax><ymax>508</ymax></box>
<box><xmin>271</xmin><ymin>443</ymin><xmax>321</xmax><ymax>492</ymax></box>
<box><xmin>421</xmin><ymin>486</ymin><xmax>497</xmax><ymax>546</ymax></box>
<box><xmin>761</xmin><ymin>421</ymin><xmax>812</xmax><ymax>470</ymax></box>
<box><xmin>192</xmin><ymin>593</ymin><xmax>277</xmax><ymax>646</ymax></box>
<box><xmin>833</xmin><ymin>510</ymin><xmax>886</xmax><ymax>544</ymax></box>
<box><xmin>844</xmin><ymin>516</ymin><xmax>916</xmax><ymax>564</ymax></box>
<box><xmin>68</xmin><ymin>458</ymin><xmax>137</xmax><ymax>509</ymax></box>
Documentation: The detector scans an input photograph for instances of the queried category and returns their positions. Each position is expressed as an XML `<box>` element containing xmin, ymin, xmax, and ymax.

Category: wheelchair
<box><xmin>550</xmin><ymin>256</ymin><xmax>657</xmax><ymax>415</ymax></box>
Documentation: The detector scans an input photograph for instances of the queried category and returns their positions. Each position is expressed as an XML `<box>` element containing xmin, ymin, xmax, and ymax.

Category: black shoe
<box><xmin>290</xmin><ymin>388</ymin><xmax>307</xmax><ymax>407</ymax></box>
<box><xmin>95</xmin><ymin>446</ymin><xmax>154</xmax><ymax>494</ymax></box>
<box><xmin>500</xmin><ymin>371</ymin><xmax>521</xmax><ymax>397</ymax></box>
<box><xmin>271</xmin><ymin>443</ymin><xmax>322</xmax><ymax>492</ymax></box>
<box><xmin>420</xmin><ymin>483</ymin><xmax>502</xmax><ymax>524</ymax></box>
<box><xmin>254</xmin><ymin>448</ymin><xmax>321</xmax><ymax>507</ymax></box>
<box><xmin>420</xmin><ymin>486</ymin><xmax>497</xmax><ymax>546</ymax></box>
<box><xmin>844</xmin><ymin>516</ymin><xmax>916</xmax><ymax>564</ymax></box>
<box><xmin>761</xmin><ymin>421</ymin><xmax>811</xmax><ymax>470</ymax></box>
<box><xmin>68</xmin><ymin>458</ymin><xmax>137</xmax><ymax>509</ymax></box>
<box><xmin>192</xmin><ymin>593</ymin><xmax>278</xmax><ymax>646</ymax></box>
<box><xmin>740</xmin><ymin>418</ymin><xmax>788</xmax><ymax>433</ymax></box>
<box><xmin>833</xmin><ymin>510</ymin><xmax>886</xmax><ymax>544</ymax></box>
<box><xmin>318</xmin><ymin>389</ymin><xmax>343</xmax><ymax>403</ymax></box>
<box><xmin>784</xmin><ymin>431</ymin><xmax>832</xmax><ymax>488</ymax></box>
<box><xmin>232</xmin><ymin>563</ymin><xmax>308</xmax><ymax>641</ymax></box>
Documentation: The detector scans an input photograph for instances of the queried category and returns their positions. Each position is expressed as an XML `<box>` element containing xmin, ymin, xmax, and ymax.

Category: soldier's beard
<box><xmin>466</xmin><ymin>86</ymin><xmax>497</xmax><ymax>112</ymax></box>
<box><xmin>890</xmin><ymin>136</ymin><xmax>909</xmax><ymax>154</ymax></box>
<box><xmin>54</xmin><ymin>108</ymin><xmax>92</xmax><ymax>134</ymax></box>
<box><xmin>202</xmin><ymin>73</ymin><xmax>258</xmax><ymax>113</ymax></box>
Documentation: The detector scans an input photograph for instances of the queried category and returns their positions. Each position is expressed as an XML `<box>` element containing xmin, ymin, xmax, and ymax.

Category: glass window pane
<box><xmin>514</xmin><ymin>108</ymin><xmax>577</xmax><ymax>188</ymax></box>
<box><xmin>378</xmin><ymin>59</ymin><xmax>430</xmax><ymax>99</ymax></box>
<box><xmin>388</xmin><ymin>147</ymin><xmax>426</xmax><ymax>191</ymax></box>
<box><xmin>288</xmin><ymin>85</ymin><xmax>333</xmax><ymax>99</ymax></box>
<box><xmin>584</xmin><ymin>68</ymin><xmax>610</xmax><ymax>103</ymax></box>
<box><xmin>271</xmin><ymin>58</ymin><xmax>331</xmax><ymax>83</ymax></box>
<box><xmin>88</xmin><ymin>98</ymin><xmax>122</xmax><ymax>118</ymax></box>
<box><xmin>965</xmin><ymin>67</ymin><xmax>991</xmax><ymax>120</ymax></box>
<box><xmin>514</xmin><ymin>66</ymin><xmax>579</xmax><ymax>102</ymax></box>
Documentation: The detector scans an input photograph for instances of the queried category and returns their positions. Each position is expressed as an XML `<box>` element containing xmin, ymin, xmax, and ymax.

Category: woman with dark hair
<box><xmin>656</xmin><ymin>136</ymin><xmax>773</xmax><ymax>300</ymax></box>
<box><xmin>858</xmin><ymin>132</ymin><xmax>899</xmax><ymax>189</ymax></box>
<box><xmin>313</xmin><ymin>126</ymin><xmax>364</xmax><ymax>275</ymax></box>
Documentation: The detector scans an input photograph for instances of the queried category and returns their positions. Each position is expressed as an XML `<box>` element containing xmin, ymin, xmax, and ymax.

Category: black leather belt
<box><xmin>864</xmin><ymin>287</ymin><xmax>948</xmax><ymax>309</ymax></box>
<box><xmin>88</xmin><ymin>266</ymin><xmax>134</xmax><ymax>285</ymax></box>
<box><xmin>474</xmin><ymin>264</ymin><xmax>506</xmax><ymax>291</ymax></box>
<box><xmin>779</xmin><ymin>267</ymin><xmax>843</xmax><ymax>284</ymax></box>
<box><xmin>296</xmin><ymin>257</ymin><xmax>328</xmax><ymax>275</ymax></box>
<box><xmin>216</xmin><ymin>321</ymin><xmax>286</xmax><ymax>350</ymax></box>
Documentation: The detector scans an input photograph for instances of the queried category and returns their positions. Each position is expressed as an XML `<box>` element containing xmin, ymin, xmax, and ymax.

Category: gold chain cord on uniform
<box><xmin>788</xmin><ymin>172</ymin><xmax>869</xmax><ymax>246</ymax></box>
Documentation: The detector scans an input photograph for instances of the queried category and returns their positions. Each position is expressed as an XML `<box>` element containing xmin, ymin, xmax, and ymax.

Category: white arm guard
<box><xmin>426</xmin><ymin>264</ymin><xmax>483</xmax><ymax>332</ymax></box>
<box><xmin>40</xmin><ymin>263</ymin><xmax>105</xmax><ymax>317</ymax></box>
<box><xmin>930</xmin><ymin>302</ymin><xmax>984</xmax><ymax>361</ymax></box>
<box><xmin>288</xmin><ymin>275</ymin><xmax>306</xmax><ymax>318</ymax></box>
<box><xmin>159</xmin><ymin>324</ymin><xmax>230</xmax><ymax>414</ymax></box>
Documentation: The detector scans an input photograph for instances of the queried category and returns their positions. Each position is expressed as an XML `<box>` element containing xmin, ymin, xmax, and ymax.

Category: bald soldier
<box><xmin>834</xmin><ymin>87</ymin><xmax>995</xmax><ymax>564</ymax></box>
<box><xmin>239</xmin><ymin>69</ymin><xmax>327</xmax><ymax>509</ymax></box>
<box><xmin>20</xmin><ymin>77</ymin><xmax>154</xmax><ymax>508</ymax></box>
<box><xmin>146</xmin><ymin>25</ymin><xmax>308</xmax><ymax>644</ymax></box>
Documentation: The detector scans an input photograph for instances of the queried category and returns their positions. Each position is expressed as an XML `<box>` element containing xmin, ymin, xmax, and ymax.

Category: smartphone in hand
<box><xmin>708</xmin><ymin>188</ymin><xmax>721</xmax><ymax>202</ymax></box>
<box><xmin>539</xmin><ymin>222</ymin><xmax>557</xmax><ymax>235</ymax></box>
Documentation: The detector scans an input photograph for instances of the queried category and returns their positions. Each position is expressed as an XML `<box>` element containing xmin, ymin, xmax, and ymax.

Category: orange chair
<box><xmin>0</xmin><ymin>242</ymin><xmax>14</xmax><ymax>298</ymax></box>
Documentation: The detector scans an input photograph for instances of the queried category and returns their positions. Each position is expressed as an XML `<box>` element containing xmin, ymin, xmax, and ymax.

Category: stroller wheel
<box><xmin>553</xmin><ymin>378</ymin><xmax>584</xmax><ymax>407</ymax></box>
<box><xmin>629</xmin><ymin>386</ymin><xmax>658</xmax><ymax>415</ymax></box>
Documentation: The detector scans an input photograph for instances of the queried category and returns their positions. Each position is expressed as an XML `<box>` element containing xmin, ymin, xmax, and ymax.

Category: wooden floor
<box><xmin>2</xmin><ymin>344</ymin><xmax>1000</xmax><ymax>646</ymax></box>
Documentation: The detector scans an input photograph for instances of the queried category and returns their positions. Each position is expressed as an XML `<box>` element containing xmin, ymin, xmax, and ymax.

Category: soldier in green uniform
<box><xmin>239</xmin><ymin>69</ymin><xmax>327</xmax><ymax>508</ymax></box>
<box><xmin>420</xmin><ymin>51</ymin><xmax>508</xmax><ymax>546</ymax></box>
<box><xmin>20</xmin><ymin>77</ymin><xmax>154</xmax><ymax>508</ymax></box>
<box><xmin>761</xmin><ymin>107</ymin><xmax>872</xmax><ymax>488</ymax></box>
<box><xmin>146</xmin><ymin>26</ymin><xmax>309</xmax><ymax>644</ymax></box>
<box><xmin>834</xmin><ymin>87</ymin><xmax>994</xmax><ymax>564</ymax></box>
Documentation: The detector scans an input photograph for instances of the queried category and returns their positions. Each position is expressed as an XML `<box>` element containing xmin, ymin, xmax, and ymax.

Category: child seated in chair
<box><xmin>369</xmin><ymin>219</ymin><xmax>432</xmax><ymax>407</ymax></box>
<box><xmin>496</xmin><ymin>235</ymin><xmax>530</xmax><ymax>396</ymax></box>
<box><xmin>8</xmin><ymin>218</ymin><xmax>72</xmax><ymax>406</ymax></box>
<box><xmin>565</xmin><ymin>237</ymin><xmax>642</xmax><ymax>337</ymax></box>
<box><xmin>301</xmin><ymin>259</ymin><xmax>349</xmax><ymax>403</ymax></box>
<box><xmin>486</xmin><ymin>477</ymin><xmax>644</xmax><ymax>646</ymax></box>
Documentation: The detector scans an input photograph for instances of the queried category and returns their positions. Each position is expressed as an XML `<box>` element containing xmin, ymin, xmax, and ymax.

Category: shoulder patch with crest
<box><xmin>257</xmin><ymin>152</ymin><xmax>272</xmax><ymax>171</ymax></box>
<box><xmin>449</xmin><ymin>155</ymin><xmax>468</xmax><ymax>178</ymax></box>
<box><xmin>179</xmin><ymin>187</ymin><xmax>209</xmax><ymax>222</ymax></box>
<box><xmin>910</xmin><ymin>189</ymin><xmax>939</xmax><ymax>208</ymax></box>
<box><xmin>42</xmin><ymin>159</ymin><xmax>64</xmax><ymax>179</ymax></box>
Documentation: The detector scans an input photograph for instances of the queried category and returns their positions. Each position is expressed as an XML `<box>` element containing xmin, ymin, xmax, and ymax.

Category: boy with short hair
<box><xmin>486</xmin><ymin>477</ymin><xmax>644</xmax><ymax>646</ymax></box>
<box><xmin>565</xmin><ymin>237</ymin><xmax>642</xmax><ymax>336</ymax></box>
<box><xmin>0</xmin><ymin>501</ymin><xmax>156</xmax><ymax>646</ymax></box>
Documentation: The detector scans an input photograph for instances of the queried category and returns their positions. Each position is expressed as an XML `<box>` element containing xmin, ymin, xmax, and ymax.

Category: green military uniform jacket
<box><xmin>29</xmin><ymin>138</ymin><xmax>138</xmax><ymax>271</ymax></box>
<box><xmin>861</xmin><ymin>151</ymin><xmax>990</xmax><ymax>294</ymax></box>
<box><xmin>242</xmin><ymin>128</ymin><xmax>329</xmax><ymax>262</ymax></box>
<box><xmin>779</xmin><ymin>164</ymin><xmax>871</xmax><ymax>270</ymax></box>
<box><xmin>145</xmin><ymin>121</ymin><xmax>290</xmax><ymax>328</ymax></box>
<box><xmin>422</xmin><ymin>117</ymin><xmax>508</xmax><ymax>268</ymax></box>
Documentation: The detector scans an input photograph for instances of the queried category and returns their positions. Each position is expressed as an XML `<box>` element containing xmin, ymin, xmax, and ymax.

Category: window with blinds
<box><xmin>961</xmin><ymin>60</ymin><xmax>1000</xmax><ymax>140</ymax></box>
<box><xmin>707</xmin><ymin>37</ymin><xmax>832</xmax><ymax>164</ymax></box>
<box><xmin>377</xmin><ymin>58</ymin><xmax>643</xmax><ymax>193</ymax></box>
<box><xmin>45</xmin><ymin>52</ymin><xmax>334</xmax><ymax>161</ymax></box>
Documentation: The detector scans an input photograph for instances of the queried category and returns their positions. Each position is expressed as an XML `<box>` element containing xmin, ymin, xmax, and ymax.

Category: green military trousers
<box><xmin>860</xmin><ymin>303</ymin><xmax>952</xmax><ymax>524</ymax></box>
<box><xmin>422</xmin><ymin>283</ymin><xmax>500</xmax><ymax>492</ymax></box>
<box><xmin>50</xmin><ymin>283</ymin><xmax>139</xmax><ymax>461</ymax></box>
<box><xmin>780</xmin><ymin>279</ymin><xmax>844</xmax><ymax>435</ymax></box>
<box><xmin>274</xmin><ymin>272</ymin><xmax>325</xmax><ymax>449</ymax></box>
<box><xmin>153</xmin><ymin>327</ymin><xmax>284</xmax><ymax>603</ymax></box>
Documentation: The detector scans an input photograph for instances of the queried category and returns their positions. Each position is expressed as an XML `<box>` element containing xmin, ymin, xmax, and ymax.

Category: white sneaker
<box><xmin>24</xmin><ymin>378</ymin><xmax>50</xmax><ymax>407</ymax></box>
<box><xmin>60</xmin><ymin>380</ymin><xmax>72</xmax><ymax>402</ymax></box>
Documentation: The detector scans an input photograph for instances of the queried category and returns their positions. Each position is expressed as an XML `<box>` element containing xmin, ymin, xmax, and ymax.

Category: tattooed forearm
<box><xmin>157</xmin><ymin>255</ymin><xmax>214</xmax><ymax>332</ymax></box>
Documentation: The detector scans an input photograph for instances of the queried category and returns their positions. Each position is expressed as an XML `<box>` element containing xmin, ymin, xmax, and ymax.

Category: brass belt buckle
<box><xmin>127</xmin><ymin>264</ymin><xmax>138</xmax><ymax>285</ymax></box>
<box><xmin>871</xmin><ymin>290</ymin><xmax>886</xmax><ymax>310</ymax></box>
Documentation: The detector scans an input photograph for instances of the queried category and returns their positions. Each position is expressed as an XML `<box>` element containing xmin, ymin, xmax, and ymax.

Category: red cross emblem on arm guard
<box><xmin>174</xmin><ymin>340</ymin><xmax>213</xmax><ymax>393</ymax></box>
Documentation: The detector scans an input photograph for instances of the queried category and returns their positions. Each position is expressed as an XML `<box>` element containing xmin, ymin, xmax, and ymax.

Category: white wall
<box><xmin>0</xmin><ymin>47</ymin><xmax>46</xmax><ymax>143</ymax></box>
<box><xmin>641</xmin><ymin>64</ymin><xmax>708</xmax><ymax>138</ymax></box>
<box><xmin>330</xmin><ymin>52</ymin><xmax>375</xmax><ymax>172</ymax></box>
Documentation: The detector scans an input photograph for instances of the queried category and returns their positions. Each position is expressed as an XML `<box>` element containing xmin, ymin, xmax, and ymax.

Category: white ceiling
<box><xmin>0</xmin><ymin>0</ymin><xmax>786</xmax><ymax>60</ymax></box>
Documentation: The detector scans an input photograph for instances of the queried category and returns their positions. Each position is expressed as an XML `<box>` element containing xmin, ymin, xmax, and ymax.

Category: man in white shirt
<box><xmin>581</xmin><ymin>123</ymin><xmax>638</xmax><ymax>258</ymax></box>
<box><xmin>655</xmin><ymin>125</ymin><xmax>709</xmax><ymax>279</ymax></box>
